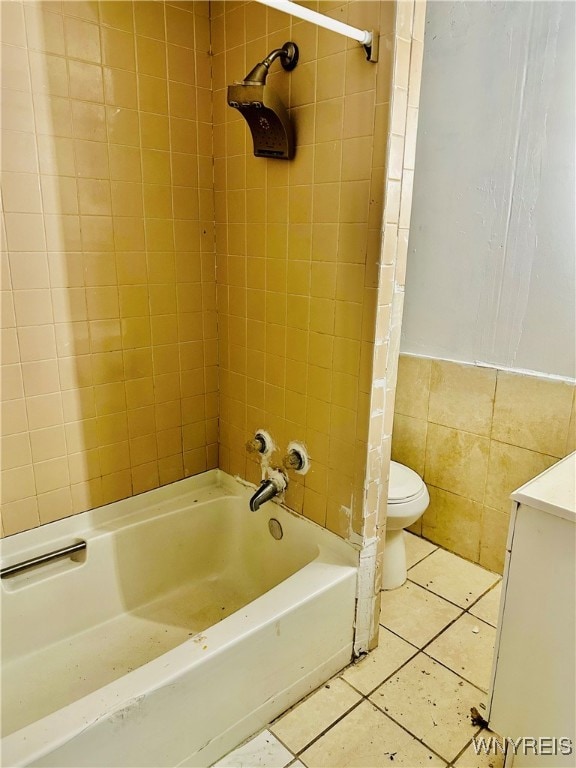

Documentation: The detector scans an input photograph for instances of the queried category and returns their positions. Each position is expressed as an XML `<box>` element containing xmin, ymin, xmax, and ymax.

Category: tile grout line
<box><xmin>369</xmin><ymin>694</ymin><xmax>485</xmax><ymax>766</ymax></box>
<box><xmin>274</xmin><ymin>696</ymin><xmax>366</xmax><ymax>760</ymax></box>
<box><xmin>380</xmin><ymin>608</ymin><xmax>495</xmax><ymax>692</ymax></box>
<box><xmin>403</xmin><ymin>569</ymin><xmax>501</xmax><ymax>614</ymax></box>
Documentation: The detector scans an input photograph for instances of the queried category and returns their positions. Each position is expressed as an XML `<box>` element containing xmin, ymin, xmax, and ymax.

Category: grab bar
<box><xmin>0</xmin><ymin>541</ymin><xmax>86</xmax><ymax>578</ymax></box>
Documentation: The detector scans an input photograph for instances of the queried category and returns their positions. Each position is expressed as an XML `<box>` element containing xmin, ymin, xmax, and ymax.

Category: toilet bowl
<box><xmin>382</xmin><ymin>461</ymin><xmax>430</xmax><ymax>590</ymax></box>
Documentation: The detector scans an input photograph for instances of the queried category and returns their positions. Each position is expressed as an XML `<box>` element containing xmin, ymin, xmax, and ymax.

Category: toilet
<box><xmin>382</xmin><ymin>461</ymin><xmax>430</xmax><ymax>590</ymax></box>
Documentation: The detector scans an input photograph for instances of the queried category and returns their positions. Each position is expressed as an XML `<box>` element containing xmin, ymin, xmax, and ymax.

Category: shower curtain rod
<box><xmin>253</xmin><ymin>0</ymin><xmax>378</xmax><ymax>62</ymax></box>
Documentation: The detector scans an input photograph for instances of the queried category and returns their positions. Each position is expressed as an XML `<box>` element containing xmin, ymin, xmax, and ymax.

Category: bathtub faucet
<box><xmin>249</xmin><ymin>469</ymin><xmax>287</xmax><ymax>512</ymax></box>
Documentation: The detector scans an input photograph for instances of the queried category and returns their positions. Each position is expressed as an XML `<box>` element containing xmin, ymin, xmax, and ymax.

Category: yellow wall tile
<box><xmin>2</xmin><ymin>0</ymin><xmax>401</xmax><ymax>573</ymax></box>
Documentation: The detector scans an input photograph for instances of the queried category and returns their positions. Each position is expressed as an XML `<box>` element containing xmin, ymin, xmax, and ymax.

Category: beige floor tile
<box><xmin>453</xmin><ymin>735</ymin><xmax>505</xmax><ymax>768</ymax></box>
<box><xmin>408</xmin><ymin>548</ymin><xmax>501</xmax><ymax>608</ymax></box>
<box><xmin>342</xmin><ymin>627</ymin><xmax>418</xmax><ymax>694</ymax></box>
<box><xmin>380</xmin><ymin>581</ymin><xmax>462</xmax><ymax>647</ymax></box>
<box><xmin>469</xmin><ymin>583</ymin><xmax>502</xmax><ymax>628</ymax></box>
<box><xmin>369</xmin><ymin>653</ymin><xmax>483</xmax><ymax>763</ymax></box>
<box><xmin>299</xmin><ymin>700</ymin><xmax>446</xmax><ymax>768</ymax></box>
<box><xmin>270</xmin><ymin>678</ymin><xmax>361</xmax><ymax>754</ymax></box>
<box><xmin>426</xmin><ymin>613</ymin><xmax>496</xmax><ymax>692</ymax></box>
<box><xmin>405</xmin><ymin>531</ymin><xmax>437</xmax><ymax>569</ymax></box>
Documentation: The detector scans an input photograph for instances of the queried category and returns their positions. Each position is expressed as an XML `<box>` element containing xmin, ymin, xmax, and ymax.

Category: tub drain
<box><xmin>268</xmin><ymin>518</ymin><xmax>283</xmax><ymax>540</ymax></box>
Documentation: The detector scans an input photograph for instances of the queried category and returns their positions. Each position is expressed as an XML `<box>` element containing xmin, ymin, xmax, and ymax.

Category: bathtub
<box><xmin>0</xmin><ymin>470</ymin><xmax>358</xmax><ymax>767</ymax></box>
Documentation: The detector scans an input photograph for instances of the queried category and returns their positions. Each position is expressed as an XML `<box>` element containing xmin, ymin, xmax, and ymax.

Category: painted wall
<box><xmin>400</xmin><ymin>1</ymin><xmax>575</xmax><ymax>380</ymax></box>
<box><xmin>1</xmin><ymin>1</ymin><xmax>217</xmax><ymax>534</ymax></box>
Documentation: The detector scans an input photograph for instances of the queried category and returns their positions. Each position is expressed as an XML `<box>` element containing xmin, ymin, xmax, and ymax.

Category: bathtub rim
<box><xmin>0</xmin><ymin>469</ymin><xmax>358</xmax><ymax>569</ymax></box>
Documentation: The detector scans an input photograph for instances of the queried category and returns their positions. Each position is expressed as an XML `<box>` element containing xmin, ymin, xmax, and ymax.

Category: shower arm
<box><xmin>253</xmin><ymin>0</ymin><xmax>378</xmax><ymax>62</ymax></box>
<box><xmin>243</xmin><ymin>43</ymin><xmax>299</xmax><ymax>85</ymax></box>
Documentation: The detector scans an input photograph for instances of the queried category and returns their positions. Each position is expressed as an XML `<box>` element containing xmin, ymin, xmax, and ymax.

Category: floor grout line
<box><xmin>363</xmin><ymin>699</ymin><xmax>453</xmax><ymax>765</ymax></box>
<box><xmin>369</xmin><ymin>695</ymin><xmax>485</xmax><ymax>766</ymax></box>
<box><xmin>338</xmin><ymin>644</ymin><xmax>421</xmax><ymax>699</ymax></box>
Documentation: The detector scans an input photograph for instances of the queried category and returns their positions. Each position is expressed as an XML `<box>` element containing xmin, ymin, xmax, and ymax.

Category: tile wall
<box><xmin>392</xmin><ymin>354</ymin><xmax>576</xmax><ymax>572</ymax></box>
<box><xmin>0</xmin><ymin>0</ymin><xmax>429</xmax><ymax>651</ymax></box>
<box><xmin>212</xmin><ymin>0</ymin><xmax>396</xmax><ymax>542</ymax></box>
<box><xmin>0</xmin><ymin>1</ymin><xmax>217</xmax><ymax>535</ymax></box>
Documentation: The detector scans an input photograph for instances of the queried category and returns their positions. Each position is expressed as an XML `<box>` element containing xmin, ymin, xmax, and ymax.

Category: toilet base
<box><xmin>382</xmin><ymin>529</ymin><xmax>408</xmax><ymax>590</ymax></box>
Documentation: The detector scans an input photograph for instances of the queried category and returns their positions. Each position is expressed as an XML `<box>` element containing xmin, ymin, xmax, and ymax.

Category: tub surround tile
<box><xmin>270</xmin><ymin>678</ymin><xmax>361</xmax><ymax>754</ymax></box>
<box><xmin>342</xmin><ymin>627</ymin><xmax>418</xmax><ymax>695</ymax></box>
<box><xmin>425</xmin><ymin>424</ymin><xmax>490</xmax><ymax>503</ymax></box>
<box><xmin>425</xmin><ymin>613</ymin><xmax>496</xmax><ymax>692</ymax></box>
<box><xmin>369</xmin><ymin>653</ymin><xmax>483</xmax><ymax>763</ymax></box>
<box><xmin>408</xmin><ymin>547</ymin><xmax>500</xmax><ymax>608</ymax></box>
<box><xmin>404</xmin><ymin>530</ymin><xmax>437</xmax><ymax>569</ymax></box>
<box><xmin>1</xmin><ymin>1</ymin><xmax>215</xmax><ymax>533</ymax></box>
<box><xmin>484</xmin><ymin>441</ymin><xmax>558</xmax><ymax>513</ymax></box>
<box><xmin>429</xmin><ymin>360</ymin><xmax>496</xmax><ymax>437</ymax></box>
<box><xmin>421</xmin><ymin>486</ymin><xmax>482</xmax><ymax>563</ymax></box>
<box><xmin>469</xmin><ymin>582</ymin><xmax>502</xmax><ymax>628</ymax></box>
<box><xmin>491</xmin><ymin>372</ymin><xmax>574</xmax><ymax>458</ymax></box>
<box><xmin>299</xmin><ymin>700</ymin><xmax>446</xmax><ymax>768</ymax></box>
<box><xmin>214</xmin><ymin>731</ymin><xmax>294</xmax><ymax>768</ymax></box>
<box><xmin>380</xmin><ymin>581</ymin><xmax>462</xmax><ymax>648</ymax></box>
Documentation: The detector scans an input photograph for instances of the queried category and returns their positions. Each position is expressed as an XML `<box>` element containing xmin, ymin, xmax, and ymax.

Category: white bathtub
<box><xmin>0</xmin><ymin>470</ymin><xmax>358</xmax><ymax>767</ymax></box>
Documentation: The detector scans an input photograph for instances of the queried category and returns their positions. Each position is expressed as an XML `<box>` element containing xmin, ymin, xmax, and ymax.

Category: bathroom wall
<box><xmin>392</xmin><ymin>354</ymin><xmax>576</xmax><ymax>573</ymax></box>
<box><xmin>387</xmin><ymin>1</ymin><xmax>575</xmax><ymax>574</ymax></box>
<box><xmin>0</xmin><ymin>1</ymin><xmax>217</xmax><ymax>535</ymax></box>
<box><xmin>212</xmin><ymin>0</ymin><xmax>397</xmax><ymax>542</ymax></box>
<box><xmin>402</xmin><ymin>1</ymin><xmax>575</xmax><ymax>380</ymax></box>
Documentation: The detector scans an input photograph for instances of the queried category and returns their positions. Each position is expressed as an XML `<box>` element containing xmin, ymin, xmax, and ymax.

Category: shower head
<box><xmin>227</xmin><ymin>42</ymin><xmax>299</xmax><ymax>160</ymax></box>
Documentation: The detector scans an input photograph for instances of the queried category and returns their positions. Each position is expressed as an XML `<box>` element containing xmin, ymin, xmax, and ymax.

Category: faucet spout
<box><xmin>249</xmin><ymin>479</ymin><xmax>278</xmax><ymax>512</ymax></box>
<box><xmin>249</xmin><ymin>469</ymin><xmax>288</xmax><ymax>511</ymax></box>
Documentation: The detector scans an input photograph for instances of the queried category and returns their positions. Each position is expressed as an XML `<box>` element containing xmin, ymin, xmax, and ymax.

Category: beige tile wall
<box><xmin>392</xmin><ymin>354</ymin><xmax>576</xmax><ymax>572</ymax></box>
<box><xmin>0</xmin><ymin>1</ymin><xmax>217</xmax><ymax>535</ymax></box>
<box><xmin>212</xmin><ymin>0</ymin><xmax>396</xmax><ymax>541</ymax></box>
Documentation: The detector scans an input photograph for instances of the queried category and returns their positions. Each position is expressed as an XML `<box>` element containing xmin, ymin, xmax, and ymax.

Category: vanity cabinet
<box><xmin>488</xmin><ymin>452</ymin><xmax>576</xmax><ymax>768</ymax></box>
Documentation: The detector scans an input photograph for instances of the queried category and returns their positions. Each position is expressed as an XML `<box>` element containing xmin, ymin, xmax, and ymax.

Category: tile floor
<box><xmin>213</xmin><ymin>534</ymin><xmax>504</xmax><ymax>768</ymax></box>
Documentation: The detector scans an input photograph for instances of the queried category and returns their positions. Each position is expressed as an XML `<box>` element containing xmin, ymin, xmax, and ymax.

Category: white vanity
<box><xmin>488</xmin><ymin>452</ymin><xmax>576</xmax><ymax>767</ymax></box>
